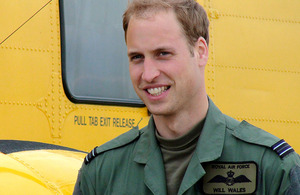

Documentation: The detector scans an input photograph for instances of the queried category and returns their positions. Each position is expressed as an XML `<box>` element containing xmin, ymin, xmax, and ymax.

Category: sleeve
<box><xmin>73</xmin><ymin>168</ymin><xmax>83</xmax><ymax>195</ymax></box>
<box><xmin>274</xmin><ymin>153</ymin><xmax>300</xmax><ymax>194</ymax></box>
<box><xmin>72</xmin><ymin>163</ymin><xmax>96</xmax><ymax>195</ymax></box>
<box><xmin>79</xmin><ymin>166</ymin><xmax>96</xmax><ymax>195</ymax></box>
<box><xmin>285</xmin><ymin>165</ymin><xmax>300</xmax><ymax>195</ymax></box>
<box><xmin>262</xmin><ymin>151</ymin><xmax>300</xmax><ymax>194</ymax></box>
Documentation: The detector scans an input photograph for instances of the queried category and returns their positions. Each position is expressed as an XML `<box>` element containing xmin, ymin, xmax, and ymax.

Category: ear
<box><xmin>195</xmin><ymin>37</ymin><xmax>208</xmax><ymax>67</ymax></box>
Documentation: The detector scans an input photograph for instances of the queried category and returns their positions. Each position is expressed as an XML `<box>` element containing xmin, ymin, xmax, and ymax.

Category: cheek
<box><xmin>129</xmin><ymin>66</ymin><xmax>142</xmax><ymax>84</ymax></box>
<box><xmin>170</xmin><ymin>63</ymin><xmax>192</xmax><ymax>79</ymax></box>
<box><xmin>177</xmin><ymin>62</ymin><xmax>200</xmax><ymax>86</ymax></box>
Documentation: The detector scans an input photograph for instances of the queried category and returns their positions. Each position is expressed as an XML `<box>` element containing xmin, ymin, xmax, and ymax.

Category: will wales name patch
<box><xmin>202</xmin><ymin>162</ymin><xmax>257</xmax><ymax>194</ymax></box>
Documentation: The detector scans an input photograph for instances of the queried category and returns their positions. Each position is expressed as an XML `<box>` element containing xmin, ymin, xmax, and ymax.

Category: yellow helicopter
<box><xmin>1</xmin><ymin>0</ymin><xmax>299</xmax><ymax>194</ymax></box>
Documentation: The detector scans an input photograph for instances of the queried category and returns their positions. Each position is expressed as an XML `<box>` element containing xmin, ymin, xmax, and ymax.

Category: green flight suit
<box><xmin>76</xmin><ymin>99</ymin><xmax>300</xmax><ymax>195</ymax></box>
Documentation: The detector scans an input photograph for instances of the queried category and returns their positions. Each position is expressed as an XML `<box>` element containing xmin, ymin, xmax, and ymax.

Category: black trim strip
<box><xmin>0</xmin><ymin>140</ymin><xmax>86</xmax><ymax>154</ymax></box>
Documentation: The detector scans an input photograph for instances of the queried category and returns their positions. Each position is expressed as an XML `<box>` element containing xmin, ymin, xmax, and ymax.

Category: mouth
<box><xmin>146</xmin><ymin>86</ymin><xmax>170</xmax><ymax>96</ymax></box>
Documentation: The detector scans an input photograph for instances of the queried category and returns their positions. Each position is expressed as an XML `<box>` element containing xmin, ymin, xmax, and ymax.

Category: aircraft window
<box><xmin>60</xmin><ymin>0</ymin><xmax>143</xmax><ymax>106</ymax></box>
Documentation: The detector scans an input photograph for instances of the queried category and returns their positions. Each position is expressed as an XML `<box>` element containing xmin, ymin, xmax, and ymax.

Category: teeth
<box><xmin>147</xmin><ymin>87</ymin><xmax>168</xmax><ymax>96</ymax></box>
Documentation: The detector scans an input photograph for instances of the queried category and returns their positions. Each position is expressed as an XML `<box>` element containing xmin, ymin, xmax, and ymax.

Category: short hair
<box><xmin>123</xmin><ymin>0</ymin><xmax>210</xmax><ymax>49</ymax></box>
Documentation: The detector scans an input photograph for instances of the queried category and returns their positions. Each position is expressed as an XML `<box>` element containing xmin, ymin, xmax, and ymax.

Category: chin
<box><xmin>146</xmin><ymin>106</ymin><xmax>161</xmax><ymax>115</ymax></box>
<box><xmin>147</xmin><ymin>106</ymin><xmax>171</xmax><ymax>116</ymax></box>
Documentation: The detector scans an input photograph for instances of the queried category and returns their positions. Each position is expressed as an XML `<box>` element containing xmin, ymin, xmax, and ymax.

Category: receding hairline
<box><xmin>124</xmin><ymin>5</ymin><xmax>173</xmax><ymax>34</ymax></box>
<box><xmin>124</xmin><ymin>8</ymin><xmax>185</xmax><ymax>42</ymax></box>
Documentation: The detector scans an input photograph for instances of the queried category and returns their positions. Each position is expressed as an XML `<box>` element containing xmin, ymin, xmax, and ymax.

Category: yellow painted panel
<box><xmin>62</xmin><ymin>105</ymin><xmax>149</xmax><ymax>152</ymax></box>
<box><xmin>0</xmin><ymin>0</ymin><xmax>150</xmax><ymax>152</ymax></box>
<box><xmin>0</xmin><ymin>105</ymin><xmax>50</xmax><ymax>142</ymax></box>
<box><xmin>0</xmin><ymin>0</ymin><xmax>299</xmax><ymax>153</ymax></box>
<box><xmin>0</xmin><ymin>173</ymin><xmax>54</xmax><ymax>194</ymax></box>
<box><xmin>1</xmin><ymin>150</ymin><xmax>86</xmax><ymax>195</ymax></box>
<box><xmin>212</xmin><ymin>0</ymin><xmax>300</xmax><ymax>20</ymax></box>
<box><xmin>10</xmin><ymin>150</ymin><xmax>85</xmax><ymax>194</ymax></box>
<box><xmin>0</xmin><ymin>152</ymin><xmax>54</xmax><ymax>194</ymax></box>
<box><xmin>214</xmin><ymin>67</ymin><xmax>300</xmax><ymax>120</ymax></box>
<box><xmin>206</xmin><ymin>0</ymin><xmax>300</xmax><ymax>152</ymax></box>
<box><xmin>213</xmin><ymin>17</ymin><xmax>300</xmax><ymax>70</ymax></box>
<box><xmin>0</xmin><ymin>0</ymin><xmax>53</xmax><ymax>49</ymax></box>
<box><xmin>0</xmin><ymin>48</ymin><xmax>52</xmax><ymax>101</ymax></box>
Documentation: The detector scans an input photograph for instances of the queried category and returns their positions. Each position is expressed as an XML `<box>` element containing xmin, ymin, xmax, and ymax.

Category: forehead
<box><xmin>126</xmin><ymin>9</ymin><xmax>185</xmax><ymax>42</ymax></box>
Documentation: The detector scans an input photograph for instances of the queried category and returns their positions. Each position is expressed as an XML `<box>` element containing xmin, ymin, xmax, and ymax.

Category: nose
<box><xmin>141</xmin><ymin>58</ymin><xmax>160</xmax><ymax>83</ymax></box>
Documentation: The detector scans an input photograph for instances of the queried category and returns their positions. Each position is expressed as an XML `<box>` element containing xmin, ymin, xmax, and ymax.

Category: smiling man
<box><xmin>126</xmin><ymin>8</ymin><xmax>209</xmax><ymax>139</ymax></box>
<box><xmin>74</xmin><ymin>0</ymin><xmax>300</xmax><ymax>194</ymax></box>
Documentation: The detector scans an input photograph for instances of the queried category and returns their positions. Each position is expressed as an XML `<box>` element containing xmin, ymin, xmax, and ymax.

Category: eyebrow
<box><xmin>127</xmin><ymin>47</ymin><xmax>175</xmax><ymax>57</ymax></box>
<box><xmin>127</xmin><ymin>51</ymin><xmax>141</xmax><ymax>58</ymax></box>
<box><xmin>155</xmin><ymin>47</ymin><xmax>175</xmax><ymax>53</ymax></box>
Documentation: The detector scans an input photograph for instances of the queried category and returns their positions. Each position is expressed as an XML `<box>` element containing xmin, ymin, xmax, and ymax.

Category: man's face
<box><xmin>126</xmin><ymin>10</ymin><xmax>205</xmax><ymax>116</ymax></box>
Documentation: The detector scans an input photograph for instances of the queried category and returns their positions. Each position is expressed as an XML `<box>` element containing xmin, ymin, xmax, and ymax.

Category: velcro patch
<box><xmin>271</xmin><ymin>139</ymin><xmax>294</xmax><ymax>159</ymax></box>
<box><xmin>203</xmin><ymin>162</ymin><xmax>257</xmax><ymax>194</ymax></box>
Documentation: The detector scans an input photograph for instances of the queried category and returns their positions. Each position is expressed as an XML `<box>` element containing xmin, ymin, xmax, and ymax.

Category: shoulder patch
<box><xmin>232</xmin><ymin>121</ymin><xmax>280</xmax><ymax>147</ymax></box>
<box><xmin>271</xmin><ymin>139</ymin><xmax>295</xmax><ymax>159</ymax></box>
<box><xmin>233</xmin><ymin>121</ymin><xmax>296</xmax><ymax>159</ymax></box>
<box><xmin>84</xmin><ymin>127</ymin><xmax>140</xmax><ymax>165</ymax></box>
<box><xmin>84</xmin><ymin>146</ymin><xmax>98</xmax><ymax>164</ymax></box>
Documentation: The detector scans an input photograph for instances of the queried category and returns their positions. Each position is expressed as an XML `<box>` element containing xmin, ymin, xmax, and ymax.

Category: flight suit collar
<box><xmin>194</xmin><ymin>97</ymin><xmax>226</xmax><ymax>162</ymax></box>
<box><xmin>134</xmin><ymin>117</ymin><xmax>167</xmax><ymax>195</ymax></box>
<box><xmin>134</xmin><ymin>116</ymin><xmax>158</xmax><ymax>164</ymax></box>
<box><xmin>134</xmin><ymin>98</ymin><xmax>225</xmax><ymax>162</ymax></box>
<box><xmin>179</xmin><ymin>98</ymin><xmax>226</xmax><ymax>194</ymax></box>
<box><xmin>134</xmin><ymin>97</ymin><xmax>226</xmax><ymax>195</ymax></box>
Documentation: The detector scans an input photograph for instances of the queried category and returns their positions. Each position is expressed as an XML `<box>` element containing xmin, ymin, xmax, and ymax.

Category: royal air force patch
<box><xmin>203</xmin><ymin>162</ymin><xmax>257</xmax><ymax>194</ymax></box>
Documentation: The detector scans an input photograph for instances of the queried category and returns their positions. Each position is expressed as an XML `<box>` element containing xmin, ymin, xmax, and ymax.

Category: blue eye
<box><xmin>159</xmin><ymin>52</ymin><xmax>169</xmax><ymax>56</ymax></box>
<box><xmin>131</xmin><ymin>54</ymin><xmax>143</xmax><ymax>61</ymax></box>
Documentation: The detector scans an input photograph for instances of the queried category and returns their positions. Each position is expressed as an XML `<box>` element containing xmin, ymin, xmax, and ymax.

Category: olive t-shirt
<box><xmin>156</xmin><ymin>119</ymin><xmax>205</xmax><ymax>195</ymax></box>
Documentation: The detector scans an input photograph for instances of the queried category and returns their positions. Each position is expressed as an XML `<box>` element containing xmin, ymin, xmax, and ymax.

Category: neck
<box><xmin>153</xmin><ymin>96</ymin><xmax>209</xmax><ymax>139</ymax></box>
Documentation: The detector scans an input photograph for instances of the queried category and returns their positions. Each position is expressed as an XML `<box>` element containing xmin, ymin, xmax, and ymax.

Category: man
<box><xmin>74</xmin><ymin>0</ymin><xmax>300</xmax><ymax>194</ymax></box>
